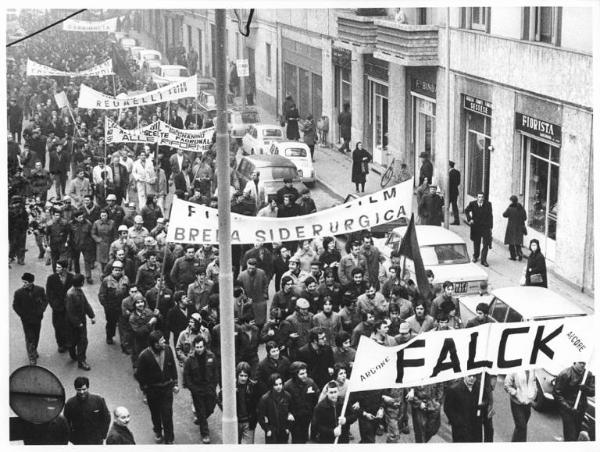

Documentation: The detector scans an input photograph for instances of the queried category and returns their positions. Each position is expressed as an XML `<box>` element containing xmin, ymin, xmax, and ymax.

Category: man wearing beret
<box><xmin>13</xmin><ymin>273</ymin><xmax>48</xmax><ymax>365</ymax></box>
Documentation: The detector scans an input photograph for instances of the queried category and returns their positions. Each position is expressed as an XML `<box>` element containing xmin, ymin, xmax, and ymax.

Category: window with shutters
<box><xmin>522</xmin><ymin>7</ymin><xmax>561</xmax><ymax>45</ymax></box>
<box><xmin>460</xmin><ymin>7</ymin><xmax>490</xmax><ymax>32</ymax></box>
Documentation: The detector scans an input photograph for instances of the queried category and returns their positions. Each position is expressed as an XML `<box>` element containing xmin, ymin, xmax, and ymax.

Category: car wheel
<box><xmin>532</xmin><ymin>379</ymin><xmax>554</xmax><ymax>412</ymax></box>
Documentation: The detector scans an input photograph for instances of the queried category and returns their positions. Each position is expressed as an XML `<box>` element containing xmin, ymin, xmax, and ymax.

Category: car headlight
<box><xmin>297</xmin><ymin>170</ymin><xmax>303</xmax><ymax>177</ymax></box>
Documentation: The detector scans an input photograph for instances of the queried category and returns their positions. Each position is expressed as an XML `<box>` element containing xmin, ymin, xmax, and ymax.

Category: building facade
<box><xmin>133</xmin><ymin>7</ymin><xmax>593</xmax><ymax>294</ymax></box>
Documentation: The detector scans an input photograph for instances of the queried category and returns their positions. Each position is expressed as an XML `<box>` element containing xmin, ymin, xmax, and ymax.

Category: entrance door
<box><xmin>369</xmin><ymin>80</ymin><xmax>388</xmax><ymax>165</ymax></box>
<box><xmin>465</xmin><ymin>131</ymin><xmax>491</xmax><ymax>199</ymax></box>
<box><xmin>413</xmin><ymin>96</ymin><xmax>436</xmax><ymax>182</ymax></box>
<box><xmin>523</xmin><ymin>136</ymin><xmax>559</xmax><ymax>260</ymax></box>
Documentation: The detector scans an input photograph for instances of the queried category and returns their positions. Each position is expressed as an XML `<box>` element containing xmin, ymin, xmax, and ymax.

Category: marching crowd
<box><xmin>8</xmin><ymin>10</ymin><xmax>594</xmax><ymax>445</ymax></box>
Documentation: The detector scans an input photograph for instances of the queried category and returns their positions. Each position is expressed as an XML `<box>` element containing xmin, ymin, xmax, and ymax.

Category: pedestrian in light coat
<box><xmin>503</xmin><ymin>195</ymin><xmax>527</xmax><ymax>261</ymax></box>
<box><xmin>504</xmin><ymin>370</ymin><xmax>537</xmax><ymax>442</ymax></box>
<box><xmin>91</xmin><ymin>210</ymin><xmax>115</xmax><ymax>271</ymax></box>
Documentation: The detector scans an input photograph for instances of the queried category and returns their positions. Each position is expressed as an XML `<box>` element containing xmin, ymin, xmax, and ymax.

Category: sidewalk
<box><xmin>313</xmin><ymin>144</ymin><xmax>594</xmax><ymax>313</ymax></box>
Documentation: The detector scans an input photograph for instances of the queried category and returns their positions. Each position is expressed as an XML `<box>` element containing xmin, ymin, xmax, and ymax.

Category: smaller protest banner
<box><xmin>26</xmin><ymin>59</ymin><xmax>114</xmax><ymax>78</ymax></box>
<box><xmin>63</xmin><ymin>17</ymin><xmax>118</xmax><ymax>32</ymax></box>
<box><xmin>54</xmin><ymin>91</ymin><xmax>69</xmax><ymax>109</ymax></box>
<box><xmin>78</xmin><ymin>75</ymin><xmax>198</xmax><ymax>109</ymax></box>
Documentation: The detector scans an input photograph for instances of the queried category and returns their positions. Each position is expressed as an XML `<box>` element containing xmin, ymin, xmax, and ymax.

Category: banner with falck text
<box><xmin>63</xmin><ymin>17</ymin><xmax>118</xmax><ymax>32</ymax></box>
<box><xmin>78</xmin><ymin>75</ymin><xmax>198</xmax><ymax>109</ymax></box>
<box><xmin>350</xmin><ymin>315</ymin><xmax>594</xmax><ymax>391</ymax></box>
<box><xmin>166</xmin><ymin>180</ymin><xmax>414</xmax><ymax>245</ymax></box>
<box><xmin>105</xmin><ymin>118</ymin><xmax>214</xmax><ymax>152</ymax></box>
<box><xmin>27</xmin><ymin>59</ymin><xmax>114</xmax><ymax>78</ymax></box>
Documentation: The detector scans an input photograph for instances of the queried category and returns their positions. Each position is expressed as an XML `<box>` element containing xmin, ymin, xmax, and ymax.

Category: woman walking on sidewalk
<box><xmin>503</xmin><ymin>195</ymin><xmax>527</xmax><ymax>261</ymax></box>
<box><xmin>524</xmin><ymin>239</ymin><xmax>547</xmax><ymax>288</ymax></box>
<box><xmin>351</xmin><ymin>142</ymin><xmax>372</xmax><ymax>193</ymax></box>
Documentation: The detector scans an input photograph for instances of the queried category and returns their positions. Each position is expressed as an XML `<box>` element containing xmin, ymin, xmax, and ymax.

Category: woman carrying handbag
<box><xmin>351</xmin><ymin>141</ymin><xmax>372</xmax><ymax>193</ymax></box>
<box><xmin>521</xmin><ymin>238</ymin><xmax>547</xmax><ymax>287</ymax></box>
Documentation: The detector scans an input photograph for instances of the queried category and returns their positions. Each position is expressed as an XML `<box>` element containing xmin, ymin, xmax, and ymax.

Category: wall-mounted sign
<box><xmin>411</xmin><ymin>78</ymin><xmax>436</xmax><ymax>99</ymax></box>
<box><xmin>515</xmin><ymin>112</ymin><xmax>561</xmax><ymax>146</ymax></box>
<box><xmin>332</xmin><ymin>47</ymin><xmax>352</xmax><ymax>69</ymax></box>
<box><xmin>236</xmin><ymin>59</ymin><xmax>249</xmax><ymax>77</ymax></box>
<box><xmin>463</xmin><ymin>95</ymin><xmax>492</xmax><ymax>116</ymax></box>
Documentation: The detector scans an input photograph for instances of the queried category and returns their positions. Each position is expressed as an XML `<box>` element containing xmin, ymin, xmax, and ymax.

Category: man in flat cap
<box><xmin>13</xmin><ymin>273</ymin><xmax>48</xmax><ymax>365</ymax></box>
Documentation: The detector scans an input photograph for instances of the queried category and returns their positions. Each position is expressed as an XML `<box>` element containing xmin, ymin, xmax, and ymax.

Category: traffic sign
<box><xmin>236</xmin><ymin>59</ymin><xmax>249</xmax><ymax>77</ymax></box>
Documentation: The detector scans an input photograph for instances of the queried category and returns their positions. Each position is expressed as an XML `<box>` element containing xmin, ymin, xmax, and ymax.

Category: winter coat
<box><xmin>106</xmin><ymin>423</ymin><xmax>135</xmax><ymax>444</ymax></box>
<box><xmin>302</xmin><ymin>119</ymin><xmax>317</xmax><ymax>146</ymax></box>
<box><xmin>503</xmin><ymin>203</ymin><xmax>527</xmax><ymax>245</ymax></box>
<box><xmin>91</xmin><ymin>219</ymin><xmax>115</xmax><ymax>263</ymax></box>
<box><xmin>45</xmin><ymin>272</ymin><xmax>74</xmax><ymax>312</ymax></box>
<box><xmin>525</xmin><ymin>250</ymin><xmax>547</xmax><ymax>288</ymax></box>
<box><xmin>419</xmin><ymin>192</ymin><xmax>445</xmax><ymax>226</ymax></box>
<box><xmin>338</xmin><ymin>110</ymin><xmax>352</xmax><ymax>140</ymax></box>
<box><xmin>257</xmin><ymin>390</ymin><xmax>292</xmax><ymax>435</ymax></box>
<box><xmin>284</xmin><ymin>376</ymin><xmax>320</xmax><ymax>418</ymax></box>
<box><xmin>63</xmin><ymin>394</ymin><xmax>110</xmax><ymax>444</ymax></box>
<box><xmin>183</xmin><ymin>350</ymin><xmax>219</xmax><ymax>395</ymax></box>
<box><xmin>65</xmin><ymin>287</ymin><xmax>95</xmax><ymax>327</ymax></box>
<box><xmin>444</xmin><ymin>379</ymin><xmax>482</xmax><ymax>442</ymax></box>
<box><xmin>13</xmin><ymin>285</ymin><xmax>48</xmax><ymax>324</ymax></box>
<box><xmin>351</xmin><ymin>147</ymin><xmax>372</xmax><ymax>184</ymax></box>
<box><xmin>257</xmin><ymin>356</ymin><xmax>291</xmax><ymax>395</ymax></box>
<box><xmin>69</xmin><ymin>219</ymin><xmax>95</xmax><ymax>252</ymax></box>
<box><xmin>297</xmin><ymin>344</ymin><xmax>335</xmax><ymax>389</ymax></box>
<box><xmin>285</xmin><ymin>106</ymin><xmax>300</xmax><ymax>140</ymax></box>
<box><xmin>98</xmin><ymin>275</ymin><xmax>130</xmax><ymax>311</ymax></box>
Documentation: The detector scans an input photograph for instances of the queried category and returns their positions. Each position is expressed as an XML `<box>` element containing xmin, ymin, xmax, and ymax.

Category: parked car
<box><xmin>139</xmin><ymin>49</ymin><xmax>162</xmax><ymax>71</ymax></box>
<box><xmin>234</xmin><ymin>155</ymin><xmax>307</xmax><ymax>206</ymax></box>
<box><xmin>197</xmin><ymin>77</ymin><xmax>216</xmax><ymax>91</ymax></box>
<box><xmin>151</xmin><ymin>65</ymin><xmax>190</xmax><ymax>86</ymax></box>
<box><xmin>268</xmin><ymin>141</ymin><xmax>316</xmax><ymax>186</ymax></box>
<box><xmin>129</xmin><ymin>46</ymin><xmax>145</xmax><ymax>64</ymax></box>
<box><xmin>374</xmin><ymin>225</ymin><xmax>489</xmax><ymax>295</ymax></box>
<box><xmin>460</xmin><ymin>286</ymin><xmax>588</xmax><ymax>411</ymax></box>
<box><xmin>241</xmin><ymin>124</ymin><xmax>285</xmax><ymax>155</ymax></box>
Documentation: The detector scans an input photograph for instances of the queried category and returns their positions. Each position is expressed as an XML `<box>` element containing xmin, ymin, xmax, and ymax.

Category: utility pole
<box><xmin>237</xmin><ymin>32</ymin><xmax>246</xmax><ymax>110</ymax></box>
<box><xmin>215</xmin><ymin>9</ymin><xmax>238</xmax><ymax>444</ymax></box>
<box><xmin>444</xmin><ymin>7</ymin><xmax>451</xmax><ymax>229</ymax></box>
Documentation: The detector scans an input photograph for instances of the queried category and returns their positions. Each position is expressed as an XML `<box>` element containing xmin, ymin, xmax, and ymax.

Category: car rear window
<box><xmin>419</xmin><ymin>244</ymin><xmax>470</xmax><ymax>265</ymax></box>
<box><xmin>260</xmin><ymin>166</ymin><xmax>298</xmax><ymax>181</ymax></box>
<box><xmin>241</xmin><ymin>111</ymin><xmax>260</xmax><ymax>124</ymax></box>
<box><xmin>263</xmin><ymin>129</ymin><xmax>283</xmax><ymax>138</ymax></box>
<box><xmin>506</xmin><ymin>308</ymin><xmax>523</xmax><ymax>323</ymax></box>
<box><xmin>284</xmin><ymin>148</ymin><xmax>307</xmax><ymax>158</ymax></box>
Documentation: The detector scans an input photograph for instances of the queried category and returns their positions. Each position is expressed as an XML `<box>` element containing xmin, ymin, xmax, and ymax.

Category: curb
<box><xmin>315</xmin><ymin>179</ymin><xmax>345</xmax><ymax>203</ymax></box>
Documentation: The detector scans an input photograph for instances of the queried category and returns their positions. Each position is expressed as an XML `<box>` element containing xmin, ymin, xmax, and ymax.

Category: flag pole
<box><xmin>574</xmin><ymin>365</ymin><xmax>591</xmax><ymax>410</ymax></box>
<box><xmin>477</xmin><ymin>370</ymin><xmax>486</xmax><ymax>442</ymax></box>
<box><xmin>333</xmin><ymin>386</ymin><xmax>352</xmax><ymax>445</ymax></box>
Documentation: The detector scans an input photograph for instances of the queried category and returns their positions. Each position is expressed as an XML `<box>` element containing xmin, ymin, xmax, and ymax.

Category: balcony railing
<box><xmin>337</xmin><ymin>12</ymin><xmax>378</xmax><ymax>49</ymax></box>
<box><xmin>374</xmin><ymin>19</ymin><xmax>439</xmax><ymax>66</ymax></box>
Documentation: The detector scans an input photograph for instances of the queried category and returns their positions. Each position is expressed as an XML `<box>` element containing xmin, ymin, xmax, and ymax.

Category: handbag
<box><xmin>530</xmin><ymin>273</ymin><xmax>544</xmax><ymax>284</ymax></box>
<box><xmin>361</xmin><ymin>161</ymin><xmax>369</xmax><ymax>174</ymax></box>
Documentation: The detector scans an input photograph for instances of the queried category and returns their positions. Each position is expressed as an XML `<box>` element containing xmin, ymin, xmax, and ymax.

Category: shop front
<box><xmin>463</xmin><ymin>94</ymin><xmax>492</xmax><ymax>202</ymax></box>
<box><xmin>516</xmin><ymin>112</ymin><xmax>562</xmax><ymax>261</ymax></box>
<box><xmin>282</xmin><ymin>37</ymin><xmax>322</xmax><ymax>121</ymax></box>
<box><xmin>410</xmin><ymin>77</ymin><xmax>436</xmax><ymax>180</ymax></box>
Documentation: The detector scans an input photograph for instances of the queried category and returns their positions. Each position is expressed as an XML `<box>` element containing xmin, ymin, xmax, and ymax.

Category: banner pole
<box><xmin>573</xmin><ymin>366</ymin><xmax>590</xmax><ymax>410</ymax></box>
<box><xmin>333</xmin><ymin>385</ymin><xmax>352</xmax><ymax>445</ymax></box>
<box><xmin>477</xmin><ymin>369</ymin><xmax>486</xmax><ymax>442</ymax></box>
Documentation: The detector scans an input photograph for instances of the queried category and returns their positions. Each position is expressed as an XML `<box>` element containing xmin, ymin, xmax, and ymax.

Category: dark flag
<box><xmin>110</xmin><ymin>43</ymin><xmax>134</xmax><ymax>83</ymax></box>
<box><xmin>398</xmin><ymin>213</ymin><xmax>430</xmax><ymax>300</ymax></box>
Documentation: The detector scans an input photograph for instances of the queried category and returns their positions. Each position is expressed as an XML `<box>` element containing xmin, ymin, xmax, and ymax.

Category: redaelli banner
<box><xmin>166</xmin><ymin>180</ymin><xmax>414</xmax><ymax>245</ymax></box>
<box><xmin>62</xmin><ymin>17</ymin><xmax>118</xmax><ymax>32</ymax></box>
<box><xmin>26</xmin><ymin>59</ymin><xmax>114</xmax><ymax>77</ymax></box>
<box><xmin>105</xmin><ymin>118</ymin><xmax>214</xmax><ymax>152</ymax></box>
<box><xmin>350</xmin><ymin>316</ymin><xmax>595</xmax><ymax>391</ymax></box>
<box><xmin>78</xmin><ymin>75</ymin><xmax>198</xmax><ymax>109</ymax></box>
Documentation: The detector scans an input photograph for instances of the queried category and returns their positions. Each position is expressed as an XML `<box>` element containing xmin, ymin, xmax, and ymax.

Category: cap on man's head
<box><xmin>283</xmin><ymin>177</ymin><xmax>293</xmax><ymax>184</ymax></box>
<box><xmin>247</xmin><ymin>257</ymin><xmax>257</xmax><ymax>266</ymax></box>
<box><xmin>144</xmin><ymin>236</ymin><xmax>157</xmax><ymax>246</ymax></box>
<box><xmin>118</xmin><ymin>225</ymin><xmax>128</xmax><ymax>232</ymax></box>
<box><xmin>22</xmin><ymin>273</ymin><xmax>35</xmax><ymax>283</ymax></box>
<box><xmin>300</xmin><ymin>188</ymin><xmax>310</xmax><ymax>195</ymax></box>
<box><xmin>296</xmin><ymin>298</ymin><xmax>310</xmax><ymax>309</ymax></box>
<box><xmin>112</xmin><ymin>260</ymin><xmax>124</xmax><ymax>268</ymax></box>
<box><xmin>106</xmin><ymin>194</ymin><xmax>117</xmax><ymax>201</ymax></box>
<box><xmin>63</xmin><ymin>196</ymin><xmax>71</xmax><ymax>202</ymax></box>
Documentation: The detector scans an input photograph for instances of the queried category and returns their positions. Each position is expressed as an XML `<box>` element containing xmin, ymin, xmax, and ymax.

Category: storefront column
<box><xmin>321</xmin><ymin>37</ymin><xmax>334</xmax><ymax>140</ymax></box>
<box><xmin>350</xmin><ymin>50</ymin><xmax>364</xmax><ymax>148</ymax></box>
<box><xmin>388</xmin><ymin>63</ymin><xmax>406</xmax><ymax>164</ymax></box>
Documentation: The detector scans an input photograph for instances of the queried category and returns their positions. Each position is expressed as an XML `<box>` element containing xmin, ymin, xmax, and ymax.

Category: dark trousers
<box><xmin>559</xmin><ymin>406</ymin><xmax>585</xmax><ymax>441</ymax></box>
<box><xmin>339</xmin><ymin>137</ymin><xmax>350</xmax><ymax>153</ymax></box>
<box><xmin>118</xmin><ymin>315</ymin><xmax>133</xmax><ymax>352</ymax></box>
<box><xmin>53</xmin><ymin>174</ymin><xmax>68</xmax><ymax>199</ymax></box>
<box><xmin>190</xmin><ymin>392</ymin><xmax>217</xmax><ymax>437</ymax></box>
<box><xmin>104</xmin><ymin>307</ymin><xmax>120</xmax><ymax>340</ymax></box>
<box><xmin>508</xmin><ymin>245</ymin><xmax>523</xmax><ymax>260</ymax></box>
<box><xmin>483</xmin><ymin>415</ymin><xmax>494</xmax><ymax>442</ymax></box>
<box><xmin>146</xmin><ymin>387</ymin><xmax>174</xmax><ymax>442</ymax></box>
<box><xmin>9</xmin><ymin>230</ymin><xmax>27</xmax><ymax>261</ymax></box>
<box><xmin>450</xmin><ymin>196</ymin><xmax>459</xmax><ymax>223</ymax></box>
<box><xmin>51</xmin><ymin>309</ymin><xmax>69</xmax><ymax>348</ymax></box>
<box><xmin>291</xmin><ymin>414</ymin><xmax>311</xmax><ymax>443</ymax></box>
<box><xmin>510</xmin><ymin>400</ymin><xmax>531</xmax><ymax>442</ymax></box>
<box><xmin>68</xmin><ymin>324</ymin><xmax>88</xmax><ymax>363</ymax></box>
<box><xmin>265</xmin><ymin>430</ymin><xmax>289</xmax><ymax>444</ymax></box>
<box><xmin>358</xmin><ymin>417</ymin><xmax>378</xmax><ymax>443</ymax></box>
<box><xmin>472</xmin><ymin>230</ymin><xmax>491</xmax><ymax>263</ymax></box>
<box><xmin>71</xmin><ymin>248</ymin><xmax>94</xmax><ymax>278</ymax></box>
<box><xmin>50</xmin><ymin>247</ymin><xmax>62</xmax><ymax>273</ymax></box>
<box><xmin>21</xmin><ymin>321</ymin><xmax>41</xmax><ymax>361</ymax></box>
<box><xmin>412</xmin><ymin>408</ymin><xmax>441</xmax><ymax>443</ymax></box>
<box><xmin>450</xmin><ymin>423</ymin><xmax>481</xmax><ymax>443</ymax></box>
<box><xmin>308</xmin><ymin>144</ymin><xmax>315</xmax><ymax>160</ymax></box>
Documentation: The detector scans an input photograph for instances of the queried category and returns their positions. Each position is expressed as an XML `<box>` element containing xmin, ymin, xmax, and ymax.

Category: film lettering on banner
<box><xmin>26</xmin><ymin>59</ymin><xmax>114</xmax><ymax>77</ymax></box>
<box><xmin>105</xmin><ymin>118</ymin><xmax>214</xmax><ymax>151</ymax></box>
<box><xmin>350</xmin><ymin>316</ymin><xmax>595</xmax><ymax>391</ymax></box>
<box><xmin>78</xmin><ymin>75</ymin><xmax>198</xmax><ymax>109</ymax></box>
<box><xmin>166</xmin><ymin>180</ymin><xmax>414</xmax><ymax>245</ymax></box>
<box><xmin>63</xmin><ymin>17</ymin><xmax>118</xmax><ymax>32</ymax></box>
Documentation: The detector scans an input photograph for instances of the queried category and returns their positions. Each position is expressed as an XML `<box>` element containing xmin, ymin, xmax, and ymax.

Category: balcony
<box><xmin>336</xmin><ymin>12</ymin><xmax>378</xmax><ymax>51</ymax></box>
<box><xmin>373</xmin><ymin>19</ymin><xmax>439</xmax><ymax>66</ymax></box>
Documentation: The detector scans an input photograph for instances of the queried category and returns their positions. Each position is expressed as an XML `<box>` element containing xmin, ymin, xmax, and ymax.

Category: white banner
<box><xmin>349</xmin><ymin>316</ymin><xmax>594</xmax><ymax>391</ymax></box>
<box><xmin>166</xmin><ymin>180</ymin><xmax>413</xmax><ymax>245</ymax></box>
<box><xmin>26</xmin><ymin>59</ymin><xmax>114</xmax><ymax>77</ymax></box>
<box><xmin>78</xmin><ymin>75</ymin><xmax>198</xmax><ymax>109</ymax></box>
<box><xmin>54</xmin><ymin>91</ymin><xmax>69</xmax><ymax>109</ymax></box>
<box><xmin>63</xmin><ymin>17</ymin><xmax>118</xmax><ymax>32</ymax></box>
<box><xmin>105</xmin><ymin>118</ymin><xmax>214</xmax><ymax>151</ymax></box>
